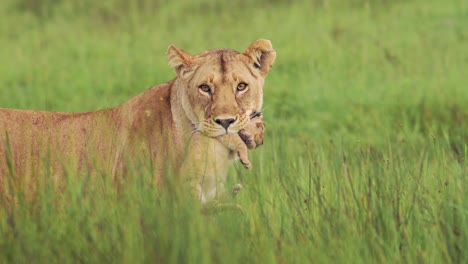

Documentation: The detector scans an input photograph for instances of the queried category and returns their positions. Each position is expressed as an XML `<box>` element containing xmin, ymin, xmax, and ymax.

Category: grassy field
<box><xmin>1</xmin><ymin>0</ymin><xmax>467</xmax><ymax>262</ymax></box>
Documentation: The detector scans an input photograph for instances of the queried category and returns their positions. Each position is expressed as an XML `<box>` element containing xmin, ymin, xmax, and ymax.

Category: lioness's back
<box><xmin>0</xmin><ymin>82</ymin><xmax>175</xmax><ymax>179</ymax></box>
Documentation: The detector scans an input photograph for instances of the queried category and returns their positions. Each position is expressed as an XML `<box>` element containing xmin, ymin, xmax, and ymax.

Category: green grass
<box><xmin>1</xmin><ymin>0</ymin><xmax>467</xmax><ymax>262</ymax></box>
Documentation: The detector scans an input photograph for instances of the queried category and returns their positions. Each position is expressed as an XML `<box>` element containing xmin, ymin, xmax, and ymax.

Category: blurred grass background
<box><xmin>0</xmin><ymin>0</ymin><xmax>467</xmax><ymax>262</ymax></box>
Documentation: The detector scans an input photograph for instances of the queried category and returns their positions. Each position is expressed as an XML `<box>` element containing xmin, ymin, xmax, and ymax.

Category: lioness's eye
<box><xmin>199</xmin><ymin>84</ymin><xmax>211</xmax><ymax>94</ymax></box>
<box><xmin>237</xmin><ymin>82</ymin><xmax>248</xmax><ymax>92</ymax></box>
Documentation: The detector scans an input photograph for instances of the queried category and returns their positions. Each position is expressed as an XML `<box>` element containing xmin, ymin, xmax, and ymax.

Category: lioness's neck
<box><xmin>170</xmin><ymin>78</ymin><xmax>194</xmax><ymax>144</ymax></box>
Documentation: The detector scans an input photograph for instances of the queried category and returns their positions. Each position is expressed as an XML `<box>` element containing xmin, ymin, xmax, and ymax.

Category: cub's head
<box><xmin>168</xmin><ymin>39</ymin><xmax>276</xmax><ymax>137</ymax></box>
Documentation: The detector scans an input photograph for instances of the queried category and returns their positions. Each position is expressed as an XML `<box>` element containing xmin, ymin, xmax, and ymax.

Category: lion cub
<box><xmin>217</xmin><ymin>112</ymin><xmax>264</xmax><ymax>169</ymax></box>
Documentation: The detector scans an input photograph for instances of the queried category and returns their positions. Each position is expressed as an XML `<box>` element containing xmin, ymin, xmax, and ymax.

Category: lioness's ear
<box><xmin>242</xmin><ymin>39</ymin><xmax>276</xmax><ymax>77</ymax></box>
<box><xmin>167</xmin><ymin>45</ymin><xmax>194</xmax><ymax>78</ymax></box>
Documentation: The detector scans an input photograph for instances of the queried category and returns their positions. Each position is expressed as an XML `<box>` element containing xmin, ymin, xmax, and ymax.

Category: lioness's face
<box><xmin>180</xmin><ymin>51</ymin><xmax>265</xmax><ymax>137</ymax></box>
<box><xmin>168</xmin><ymin>39</ymin><xmax>276</xmax><ymax>137</ymax></box>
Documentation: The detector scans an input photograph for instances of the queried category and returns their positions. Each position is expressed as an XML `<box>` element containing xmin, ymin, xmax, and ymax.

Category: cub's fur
<box><xmin>0</xmin><ymin>39</ymin><xmax>276</xmax><ymax>203</ymax></box>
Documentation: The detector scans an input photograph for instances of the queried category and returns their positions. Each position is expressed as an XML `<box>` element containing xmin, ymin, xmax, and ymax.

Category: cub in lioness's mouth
<box><xmin>0</xmin><ymin>39</ymin><xmax>276</xmax><ymax>203</ymax></box>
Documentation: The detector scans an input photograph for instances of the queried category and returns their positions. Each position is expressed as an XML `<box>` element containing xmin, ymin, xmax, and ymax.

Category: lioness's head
<box><xmin>168</xmin><ymin>39</ymin><xmax>276</xmax><ymax>137</ymax></box>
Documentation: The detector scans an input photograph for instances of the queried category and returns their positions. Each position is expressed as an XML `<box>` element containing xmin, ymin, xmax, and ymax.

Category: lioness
<box><xmin>0</xmin><ymin>39</ymin><xmax>276</xmax><ymax>203</ymax></box>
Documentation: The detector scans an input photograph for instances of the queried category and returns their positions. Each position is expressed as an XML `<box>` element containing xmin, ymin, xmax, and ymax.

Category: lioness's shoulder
<box><xmin>125</xmin><ymin>81</ymin><xmax>173</xmax><ymax>107</ymax></box>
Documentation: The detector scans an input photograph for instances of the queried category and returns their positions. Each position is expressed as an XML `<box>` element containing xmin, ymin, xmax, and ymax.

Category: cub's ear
<box><xmin>242</xmin><ymin>39</ymin><xmax>276</xmax><ymax>77</ymax></box>
<box><xmin>167</xmin><ymin>45</ymin><xmax>194</xmax><ymax>78</ymax></box>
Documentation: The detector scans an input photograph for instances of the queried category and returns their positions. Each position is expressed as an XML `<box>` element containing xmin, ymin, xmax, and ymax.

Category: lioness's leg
<box><xmin>180</xmin><ymin>133</ymin><xmax>231</xmax><ymax>203</ymax></box>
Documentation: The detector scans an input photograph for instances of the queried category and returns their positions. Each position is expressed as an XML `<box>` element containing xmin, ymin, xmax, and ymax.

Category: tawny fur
<box><xmin>0</xmin><ymin>39</ymin><xmax>276</xmax><ymax>203</ymax></box>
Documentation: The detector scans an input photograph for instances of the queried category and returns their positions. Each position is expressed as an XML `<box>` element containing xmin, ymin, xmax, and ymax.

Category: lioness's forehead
<box><xmin>194</xmin><ymin>49</ymin><xmax>258</xmax><ymax>81</ymax></box>
<box><xmin>198</xmin><ymin>48</ymin><xmax>239</xmax><ymax>58</ymax></box>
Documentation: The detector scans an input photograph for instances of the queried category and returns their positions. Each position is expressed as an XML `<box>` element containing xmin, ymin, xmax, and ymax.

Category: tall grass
<box><xmin>1</xmin><ymin>0</ymin><xmax>467</xmax><ymax>262</ymax></box>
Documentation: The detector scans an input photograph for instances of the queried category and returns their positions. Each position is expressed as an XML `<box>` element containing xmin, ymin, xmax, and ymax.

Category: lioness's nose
<box><xmin>214</xmin><ymin>117</ymin><xmax>236</xmax><ymax>130</ymax></box>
